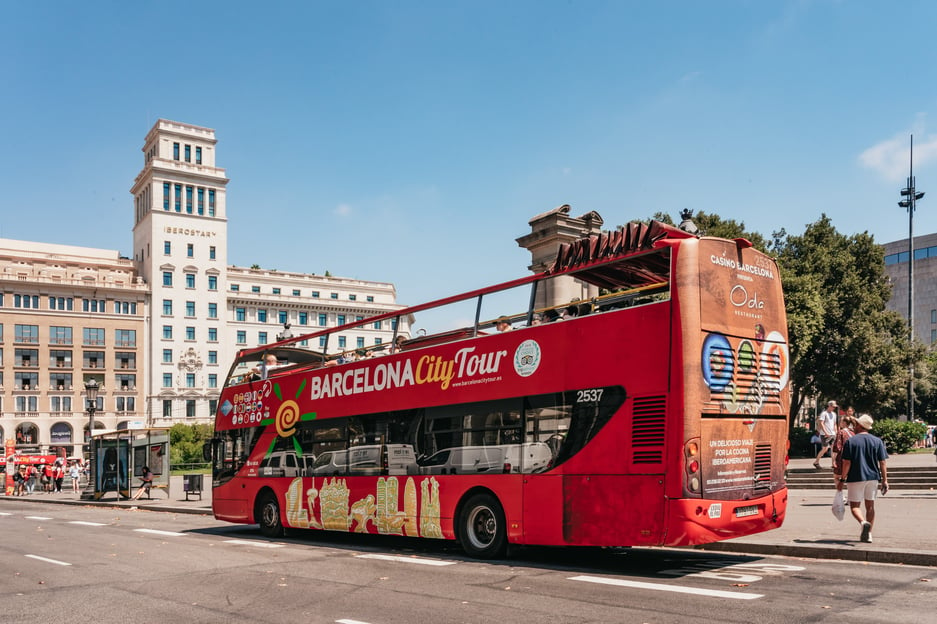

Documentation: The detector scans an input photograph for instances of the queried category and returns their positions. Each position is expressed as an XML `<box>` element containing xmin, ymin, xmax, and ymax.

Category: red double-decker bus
<box><xmin>208</xmin><ymin>220</ymin><xmax>790</xmax><ymax>557</ymax></box>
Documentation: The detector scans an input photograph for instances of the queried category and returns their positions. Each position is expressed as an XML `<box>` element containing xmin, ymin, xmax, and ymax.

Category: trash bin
<box><xmin>183</xmin><ymin>473</ymin><xmax>203</xmax><ymax>501</ymax></box>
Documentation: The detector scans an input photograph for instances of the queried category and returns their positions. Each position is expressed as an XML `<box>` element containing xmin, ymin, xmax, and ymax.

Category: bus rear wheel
<box><xmin>459</xmin><ymin>493</ymin><xmax>507</xmax><ymax>559</ymax></box>
<box><xmin>257</xmin><ymin>491</ymin><xmax>284</xmax><ymax>538</ymax></box>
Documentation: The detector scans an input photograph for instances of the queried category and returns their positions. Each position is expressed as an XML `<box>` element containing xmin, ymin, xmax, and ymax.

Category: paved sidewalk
<box><xmin>4</xmin><ymin>455</ymin><xmax>936</xmax><ymax>567</ymax></box>
<box><xmin>698</xmin><ymin>452</ymin><xmax>937</xmax><ymax>567</ymax></box>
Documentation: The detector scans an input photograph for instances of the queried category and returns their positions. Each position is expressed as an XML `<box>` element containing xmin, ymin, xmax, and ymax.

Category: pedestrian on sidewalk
<box><xmin>831</xmin><ymin>409</ymin><xmax>855</xmax><ymax>484</ymax></box>
<box><xmin>814</xmin><ymin>400</ymin><xmax>838</xmax><ymax>469</ymax></box>
<box><xmin>69</xmin><ymin>461</ymin><xmax>81</xmax><ymax>493</ymax></box>
<box><xmin>52</xmin><ymin>460</ymin><xmax>64</xmax><ymax>493</ymax></box>
<box><xmin>131</xmin><ymin>465</ymin><xmax>154</xmax><ymax>500</ymax></box>
<box><xmin>839</xmin><ymin>414</ymin><xmax>888</xmax><ymax>543</ymax></box>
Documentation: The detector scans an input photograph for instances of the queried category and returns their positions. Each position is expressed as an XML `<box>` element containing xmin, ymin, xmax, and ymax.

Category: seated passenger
<box><xmin>495</xmin><ymin>316</ymin><xmax>514</xmax><ymax>332</ymax></box>
<box><xmin>250</xmin><ymin>353</ymin><xmax>279</xmax><ymax>379</ymax></box>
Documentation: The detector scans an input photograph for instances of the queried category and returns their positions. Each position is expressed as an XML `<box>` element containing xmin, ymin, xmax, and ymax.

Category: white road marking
<box><xmin>223</xmin><ymin>539</ymin><xmax>285</xmax><ymax>548</ymax></box>
<box><xmin>133</xmin><ymin>528</ymin><xmax>186</xmax><ymax>537</ymax></box>
<box><xmin>336</xmin><ymin>620</ymin><xmax>373</xmax><ymax>624</ymax></box>
<box><xmin>355</xmin><ymin>553</ymin><xmax>457</xmax><ymax>566</ymax></box>
<box><xmin>0</xmin><ymin>512</ymin><xmax>11</xmax><ymax>516</ymax></box>
<box><xmin>25</xmin><ymin>554</ymin><xmax>72</xmax><ymax>566</ymax></box>
<box><xmin>69</xmin><ymin>521</ymin><xmax>108</xmax><ymax>527</ymax></box>
<box><xmin>569</xmin><ymin>574</ymin><xmax>763</xmax><ymax>600</ymax></box>
<box><xmin>25</xmin><ymin>516</ymin><xmax>53</xmax><ymax>520</ymax></box>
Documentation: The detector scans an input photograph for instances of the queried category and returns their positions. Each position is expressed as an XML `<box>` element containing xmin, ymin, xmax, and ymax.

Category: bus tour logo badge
<box><xmin>514</xmin><ymin>339</ymin><xmax>541</xmax><ymax>377</ymax></box>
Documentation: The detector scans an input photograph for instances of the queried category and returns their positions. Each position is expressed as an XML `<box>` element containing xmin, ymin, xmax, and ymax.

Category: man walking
<box><xmin>814</xmin><ymin>400</ymin><xmax>838</xmax><ymax>469</ymax></box>
<box><xmin>838</xmin><ymin>414</ymin><xmax>888</xmax><ymax>543</ymax></box>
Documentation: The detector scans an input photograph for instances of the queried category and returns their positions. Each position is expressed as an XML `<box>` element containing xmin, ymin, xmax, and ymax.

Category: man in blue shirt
<box><xmin>839</xmin><ymin>414</ymin><xmax>889</xmax><ymax>543</ymax></box>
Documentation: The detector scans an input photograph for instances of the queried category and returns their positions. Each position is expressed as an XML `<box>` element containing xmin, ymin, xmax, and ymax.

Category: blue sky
<box><xmin>4</xmin><ymin>1</ymin><xmax>937</xmax><ymax>315</ymax></box>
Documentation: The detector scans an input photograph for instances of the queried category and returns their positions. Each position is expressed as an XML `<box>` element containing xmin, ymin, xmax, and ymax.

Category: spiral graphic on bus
<box><xmin>275</xmin><ymin>400</ymin><xmax>301</xmax><ymax>438</ymax></box>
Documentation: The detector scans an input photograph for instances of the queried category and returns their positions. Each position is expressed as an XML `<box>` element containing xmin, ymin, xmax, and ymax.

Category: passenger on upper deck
<box><xmin>250</xmin><ymin>353</ymin><xmax>279</xmax><ymax>380</ymax></box>
<box><xmin>496</xmin><ymin>316</ymin><xmax>514</xmax><ymax>332</ymax></box>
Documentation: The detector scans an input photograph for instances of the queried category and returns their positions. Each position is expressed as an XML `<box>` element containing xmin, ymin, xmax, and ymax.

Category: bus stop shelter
<box><xmin>85</xmin><ymin>428</ymin><xmax>170</xmax><ymax>501</ymax></box>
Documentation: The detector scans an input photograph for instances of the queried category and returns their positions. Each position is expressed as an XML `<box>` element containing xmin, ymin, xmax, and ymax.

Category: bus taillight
<box><xmin>685</xmin><ymin>438</ymin><xmax>701</xmax><ymax>493</ymax></box>
<box><xmin>503</xmin><ymin>463</ymin><xmax>512</xmax><ymax>474</ymax></box>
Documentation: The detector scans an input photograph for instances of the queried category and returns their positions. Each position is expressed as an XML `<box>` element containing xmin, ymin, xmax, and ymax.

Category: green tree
<box><xmin>169</xmin><ymin>423</ymin><xmax>214</xmax><ymax>468</ymax></box>
<box><xmin>771</xmin><ymin>216</ymin><xmax>915</xmax><ymax>424</ymax></box>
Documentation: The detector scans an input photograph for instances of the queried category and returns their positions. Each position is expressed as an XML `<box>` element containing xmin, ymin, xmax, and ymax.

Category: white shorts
<box><xmin>846</xmin><ymin>480</ymin><xmax>878</xmax><ymax>503</ymax></box>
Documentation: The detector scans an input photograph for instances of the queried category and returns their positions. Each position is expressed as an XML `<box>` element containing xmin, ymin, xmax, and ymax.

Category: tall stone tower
<box><xmin>130</xmin><ymin>120</ymin><xmax>230</xmax><ymax>424</ymax></box>
<box><xmin>516</xmin><ymin>205</ymin><xmax>604</xmax><ymax>310</ymax></box>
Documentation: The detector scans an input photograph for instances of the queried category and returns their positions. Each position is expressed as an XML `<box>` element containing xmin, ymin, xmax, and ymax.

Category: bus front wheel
<box><xmin>459</xmin><ymin>493</ymin><xmax>507</xmax><ymax>559</ymax></box>
<box><xmin>257</xmin><ymin>491</ymin><xmax>284</xmax><ymax>538</ymax></box>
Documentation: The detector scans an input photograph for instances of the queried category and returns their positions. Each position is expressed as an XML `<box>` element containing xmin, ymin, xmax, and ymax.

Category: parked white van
<box><xmin>418</xmin><ymin>442</ymin><xmax>553</xmax><ymax>475</ymax></box>
<box><xmin>258</xmin><ymin>450</ymin><xmax>302</xmax><ymax>477</ymax></box>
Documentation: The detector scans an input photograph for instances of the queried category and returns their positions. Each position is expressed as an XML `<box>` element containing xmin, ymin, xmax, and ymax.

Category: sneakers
<box><xmin>860</xmin><ymin>521</ymin><xmax>872</xmax><ymax>543</ymax></box>
<box><xmin>813</xmin><ymin>461</ymin><xmax>821</xmax><ymax>469</ymax></box>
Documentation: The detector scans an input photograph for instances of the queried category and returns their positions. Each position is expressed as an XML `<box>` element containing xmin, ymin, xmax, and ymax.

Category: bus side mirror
<box><xmin>202</xmin><ymin>441</ymin><xmax>213</xmax><ymax>463</ymax></box>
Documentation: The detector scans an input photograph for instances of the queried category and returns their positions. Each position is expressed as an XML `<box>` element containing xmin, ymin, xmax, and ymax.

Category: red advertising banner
<box><xmin>4</xmin><ymin>439</ymin><xmax>15</xmax><ymax>496</ymax></box>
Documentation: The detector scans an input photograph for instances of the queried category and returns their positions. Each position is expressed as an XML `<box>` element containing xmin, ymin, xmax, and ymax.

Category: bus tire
<box><xmin>257</xmin><ymin>491</ymin><xmax>284</xmax><ymax>538</ymax></box>
<box><xmin>459</xmin><ymin>493</ymin><xmax>507</xmax><ymax>559</ymax></box>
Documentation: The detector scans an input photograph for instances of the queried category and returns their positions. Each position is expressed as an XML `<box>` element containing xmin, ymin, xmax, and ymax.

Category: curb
<box><xmin>0</xmin><ymin>495</ymin><xmax>212</xmax><ymax>516</ymax></box>
<box><xmin>696</xmin><ymin>541</ymin><xmax>937</xmax><ymax>567</ymax></box>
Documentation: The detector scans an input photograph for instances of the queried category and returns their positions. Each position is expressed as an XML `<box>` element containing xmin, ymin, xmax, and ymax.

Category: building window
<box><xmin>932</xmin><ymin>309</ymin><xmax>936</xmax><ymax>324</ymax></box>
<box><xmin>230</xmin><ymin>283</ymin><xmax>239</xmax><ymax>291</ymax></box>
<box><xmin>273</xmin><ymin>288</ymin><xmax>281</xmax><ymax>295</ymax></box>
<box><xmin>82</xmin><ymin>328</ymin><xmax>105</xmax><ymax>346</ymax></box>
<box><xmin>373</xmin><ymin>320</ymin><xmax>382</xmax><ymax>330</ymax></box>
<box><xmin>338</xmin><ymin>336</ymin><xmax>346</xmax><ymax>349</ymax></box>
<box><xmin>330</xmin><ymin>293</ymin><xmax>339</xmax><ymax>300</ymax></box>
<box><xmin>175</xmin><ymin>184</ymin><xmax>182</xmax><ymax>211</ymax></box>
<box><xmin>14</xmin><ymin>295</ymin><xmax>40</xmax><ymax>309</ymax></box>
<box><xmin>209</xmin><ymin>399</ymin><xmax>217</xmax><ymax>416</ymax></box>
<box><xmin>258</xmin><ymin>332</ymin><xmax>267</xmax><ymax>344</ymax></box>
<box><xmin>208</xmin><ymin>189</ymin><xmax>216</xmax><ymax>216</ymax></box>
<box><xmin>164</xmin><ymin>241</ymin><xmax>171</xmax><ymax>255</ymax></box>
<box><xmin>208</xmin><ymin>374</ymin><xmax>217</xmax><ymax>388</ymax></box>
<box><xmin>198</xmin><ymin>188</ymin><xmax>205</xmax><ymax>214</ymax></box>
<box><xmin>235</xmin><ymin>307</ymin><xmax>246</xmax><ymax>321</ymax></box>
<box><xmin>319</xmin><ymin>336</ymin><xmax>327</xmax><ymax>348</ymax></box>
<box><xmin>115</xmin><ymin>329</ymin><xmax>136</xmax><ymax>347</ymax></box>
<box><xmin>162</xmin><ymin>373</ymin><xmax>173</xmax><ymax>388</ymax></box>
<box><xmin>184</xmin><ymin>144</ymin><xmax>191</xmax><ymax>162</ymax></box>
<box><xmin>186</xmin><ymin>400</ymin><xmax>196</xmax><ymax>418</ymax></box>
<box><xmin>162</xmin><ymin>400</ymin><xmax>173</xmax><ymax>418</ymax></box>
<box><xmin>83</xmin><ymin>351</ymin><xmax>104</xmax><ymax>368</ymax></box>
<box><xmin>163</xmin><ymin>300</ymin><xmax>173</xmax><ymax>315</ymax></box>
<box><xmin>318</xmin><ymin>313</ymin><xmax>327</xmax><ymax>326</ymax></box>
<box><xmin>50</xmin><ymin>326</ymin><xmax>73</xmax><ymax>345</ymax></box>
<box><xmin>298</xmin><ymin>312</ymin><xmax>308</xmax><ymax>325</ymax></box>
<box><xmin>173</xmin><ymin>142</ymin><xmax>180</xmax><ymax>160</ymax></box>
<box><xmin>357</xmin><ymin>337</ymin><xmax>365</xmax><ymax>348</ymax></box>
<box><xmin>355</xmin><ymin>315</ymin><xmax>364</xmax><ymax>323</ymax></box>
<box><xmin>163</xmin><ymin>271</ymin><xmax>173</xmax><ymax>287</ymax></box>
<box><xmin>185</xmin><ymin>327</ymin><xmax>195</xmax><ymax>340</ymax></box>
<box><xmin>185</xmin><ymin>301</ymin><xmax>195</xmax><ymax>317</ymax></box>
<box><xmin>162</xmin><ymin>326</ymin><xmax>172</xmax><ymax>339</ymax></box>
<box><xmin>236</xmin><ymin>330</ymin><xmax>246</xmax><ymax>344</ymax></box>
<box><xmin>185</xmin><ymin>273</ymin><xmax>195</xmax><ymax>288</ymax></box>
<box><xmin>209</xmin><ymin>245</ymin><xmax>216</xmax><ymax>260</ymax></box>
<box><xmin>208</xmin><ymin>328</ymin><xmax>217</xmax><ymax>341</ymax></box>
<box><xmin>292</xmin><ymin>289</ymin><xmax>300</xmax><ymax>296</ymax></box>
<box><xmin>278</xmin><ymin>310</ymin><xmax>288</xmax><ymax>324</ymax></box>
<box><xmin>196</xmin><ymin>146</ymin><xmax>202</xmax><ymax>164</ymax></box>
<box><xmin>208</xmin><ymin>303</ymin><xmax>217</xmax><ymax>318</ymax></box>
<box><xmin>163</xmin><ymin>183</ymin><xmax>170</xmax><ymax>210</ymax></box>
<box><xmin>258</xmin><ymin>309</ymin><xmax>268</xmax><ymax>323</ymax></box>
<box><xmin>162</xmin><ymin>349</ymin><xmax>173</xmax><ymax>363</ymax></box>
<box><xmin>311</xmin><ymin>291</ymin><xmax>319</xmax><ymax>298</ymax></box>
<box><xmin>208</xmin><ymin>275</ymin><xmax>218</xmax><ymax>290</ymax></box>
<box><xmin>185</xmin><ymin>373</ymin><xmax>195</xmax><ymax>388</ymax></box>
<box><xmin>186</xmin><ymin>186</ymin><xmax>193</xmax><ymax>213</ymax></box>
<box><xmin>367</xmin><ymin>296</ymin><xmax>374</xmax><ymax>303</ymax></box>
<box><xmin>349</xmin><ymin>294</ymin><xmax>357</xmax><ymax>301</ymax></box>
<box><xmin>251</xmin><ymin>286</ymin><xmax>260</xmax><ymax>293</ymax></box>
<box><xmin>50</xmin><ymin>297</ymin><xmax>74</xmax><ymax>311</ymax></box>
<box><xmin>208</xmin><ymin>350</ymin><xmax>217</xmax><ymax>364</ymax></box>
<box><xmin>337</xmin><ymin>315</ymin><xmax>346</xmax><ymax>326</ymax></box>
<box><xmin>16</xmin><ymin>324</ymin><xmax>39</xmax><ymax>343</ymax></box>
<box><xmin>186</xmin><ymin>243</ymin><xmax>194</xmax><ymax>258</ymax></box>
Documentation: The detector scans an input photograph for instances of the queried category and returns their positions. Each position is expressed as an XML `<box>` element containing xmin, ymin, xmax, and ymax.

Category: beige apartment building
<box><xmin>1</xmin><ymin>119</ymin><xmax>409</xmax><ymax>459</ymax></box>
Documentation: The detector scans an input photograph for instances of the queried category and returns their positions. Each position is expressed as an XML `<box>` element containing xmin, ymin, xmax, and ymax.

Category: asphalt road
<box><xmin>2</xmin><ymin>500</ymin><xmax>933</xmax><ymax>624</ymax></box>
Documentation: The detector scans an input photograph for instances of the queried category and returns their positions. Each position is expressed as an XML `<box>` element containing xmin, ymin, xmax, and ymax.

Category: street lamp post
<box><xmin>898</xmin><ymin>135</ymin><xmax>925</xmax><ymax>421</ymax></box>
<box><xmin>79</xmin><ymin>379</ymin><xmax>99</xmax><ymax>500</ymax></box>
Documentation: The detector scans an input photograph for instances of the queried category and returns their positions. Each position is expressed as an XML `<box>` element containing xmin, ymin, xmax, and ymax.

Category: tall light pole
<box><xmin>79</xmin><ymin>379</ymin><xmax>99</xmax><ymax>500</ymax></box>
<box><xmin>898</xmin><ymin>135</ymin><xmax>925</xmax><ymax>421</ymax></box>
